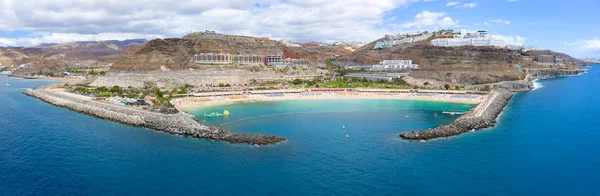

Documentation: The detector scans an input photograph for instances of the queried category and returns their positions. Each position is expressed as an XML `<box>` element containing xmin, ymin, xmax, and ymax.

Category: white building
<box><xmin>374</xmin><ymin>60</ymin><xmax>419</xmax><ymax>70</ymax></box>
<box><xmin>348</xmin><ymin>60</ymin><xmax>419</xmax><ymax>71</ymax></box>
<box><xmin>430</xmin><ymin>29</ymin><xmax>506</xmax><ymax>47</ymax></box>
<box><xmin>374</xmin><ymin>32</ymin><xmax>432</xmax><ymax>49</ymax></box>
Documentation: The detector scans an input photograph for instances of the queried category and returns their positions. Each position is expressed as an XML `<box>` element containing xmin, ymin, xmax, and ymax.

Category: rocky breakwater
<box><xmin>400</xmin><ymin>89</ymin><xmax>513</xmax><ymax>140</ymax></box>
<box><xmin>24</xmin><ymin>88</ymin><xmax>285</xmax><ymax>145</ymax></box>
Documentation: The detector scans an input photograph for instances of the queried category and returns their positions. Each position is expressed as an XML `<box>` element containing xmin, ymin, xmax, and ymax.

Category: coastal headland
<box><xmin>24</xmin><ymin>87</ymin><xmax>285</xmax><ymax>145</ymax></box>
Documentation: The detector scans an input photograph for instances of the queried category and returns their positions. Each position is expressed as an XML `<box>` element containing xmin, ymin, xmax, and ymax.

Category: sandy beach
<box><xmin>173</xmin><ymin>91</ymin><xmax>486</xmax><ymax>111</ymax></box>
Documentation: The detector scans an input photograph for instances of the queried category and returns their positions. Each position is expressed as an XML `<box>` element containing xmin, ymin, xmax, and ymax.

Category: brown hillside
<box><xmin>111</xmin><ymin>33</ymin><xmax>351</xmax><ymax>70</ymax></box>
<box><xmin>339</xmin><ymin>39</ymin><xmax>535</xmax><ymax>85</ymax></box>
<box><xmin>3</xmin><ymin>39</ymin><xmax>146</xmax><ymax>76</ymax></box>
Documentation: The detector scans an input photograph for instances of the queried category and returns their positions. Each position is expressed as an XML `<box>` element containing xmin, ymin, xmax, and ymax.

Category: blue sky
<box><xmin>0</xmin><ymin>0</ymin><xmax>599</xmax><ymax>58</ymax></box>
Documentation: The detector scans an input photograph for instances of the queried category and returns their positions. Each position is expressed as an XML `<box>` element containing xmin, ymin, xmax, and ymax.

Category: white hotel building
<box><xmin>430</xmin><ymin>30</ymin><xmax>506</xmax><ymax>47</ymax></box>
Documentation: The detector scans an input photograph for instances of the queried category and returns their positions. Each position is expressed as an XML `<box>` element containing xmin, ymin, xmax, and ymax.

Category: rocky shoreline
<box><xmin>494</xmin><ymin>68</ymin><xmax>588</xmax><ymax>92</ymax></box>
<box><xmin>24</xmin><ymin>88</ymin><xmax>285</xmax><ymax>145</ymax></box>
<box><xmin>400</xmin><ymin>89</ymin><xmax>513</xmax><ymax>140</ymax></box>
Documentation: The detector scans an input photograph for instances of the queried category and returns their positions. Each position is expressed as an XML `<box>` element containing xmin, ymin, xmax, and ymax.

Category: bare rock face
<box><xmin>494</xmin><ymin>68</ymin><xmax>588</xmax><ymax>92</ymax></box>
<box><xmin>24</xmin><ymin>88</ymin><xmax>285</xmax><ymax>146</ymax></box>
<box><xmin>526</xmin><ymin>69</ymin><xmax>587</xmax><ymax>80</ymax></box>
<box><xmin>493</xmin><ymin>80</ymin><xmax>532</xmax><ymax>92</ymax></box>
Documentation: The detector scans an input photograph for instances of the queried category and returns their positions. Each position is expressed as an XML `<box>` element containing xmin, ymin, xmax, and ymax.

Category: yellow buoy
<box><xmin>223</xmin><ymin>110</ymin><xmax>230</xmax><ymax>116</ymax></box>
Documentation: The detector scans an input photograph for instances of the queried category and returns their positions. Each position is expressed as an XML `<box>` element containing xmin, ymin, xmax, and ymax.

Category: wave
<box><xmin>532</xmin><ymin>79</ymin><xmax>543</xmax><ymax>90</ymax></box>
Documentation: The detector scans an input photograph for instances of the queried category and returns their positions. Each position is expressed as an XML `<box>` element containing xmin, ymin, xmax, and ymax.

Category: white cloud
<box><xmin>0</xmin><ymin>0</ymin><xmax>430</xmax><ymax>46</ymax></box>
<box><xmin>401</xmin><ymin>11</ymin><xmax>458</xmax><ymax>28</ymax></box>
<box><xmin>488</xmin><ymin>19</ymin><xmax>511</xmax><ymax>25</ymax></box>
<box><xmin>564</xmin><ymin>40</ymin><xmax>600</xmax><ymax>54</ymax></box>
<box><xmin>508</xmin><ymin>0</ymin><xmax>518</xmax><ymax>2</ymax></box>
<box><xmin>0</xmin><ymin>33</ymin><xmax>161</xmax><ymax>47</ymax></box>
<box><xmin>460</xmin><ymin>2</ymin><xmax>477</xmax><ymax>8</ymax></box>
<box><xmin>493</xmin><ymin>35</ymin><xmax>526</xmax><ymax>46</ymax></box>
<box><xmin>446</xmin><ymin>2</ymin><xmax>461</xmax><ymax>6</ymax></box>
<box><xmin>446</xmin><ymin>2</ymin><xmax>476</xmax><ymax>8</ymax></box>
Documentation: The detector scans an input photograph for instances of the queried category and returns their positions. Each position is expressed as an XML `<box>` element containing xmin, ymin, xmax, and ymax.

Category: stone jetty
<box><xmin>400</xmin><ymin>89</ymin><xmax>513</xmax><ymax>140</ymax></box>
<box><xmin>24</xmin><ymin>88</ymin><xmax>285</xmax><ymax>145</ymax></box>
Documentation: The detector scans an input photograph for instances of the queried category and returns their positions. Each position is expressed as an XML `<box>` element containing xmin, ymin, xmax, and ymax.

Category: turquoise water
<box><xmin>1</xmin><ymin>66</ymin><xmax>599</xmax><ymax>195</ymax></box>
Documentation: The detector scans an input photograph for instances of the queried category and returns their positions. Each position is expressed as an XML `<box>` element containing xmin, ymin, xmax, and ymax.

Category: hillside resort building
<box><xmin>373</xmin><ymin>32</ymin><xmax>433</xmax><ymax>49</ymax></box>
<box><xmin>347</xmin><ymin>60</ymin><xmax>419</xmax><ymax>71</ymax></box>
<box><xmin>194</xmin><ymin>53</ymin><xmax>310</xmax><ymax>66</ymax></box>
<box><xmin>430</xmin><ymin>30</ymin><xmax>506</xmax><ymax>47</ymax></box>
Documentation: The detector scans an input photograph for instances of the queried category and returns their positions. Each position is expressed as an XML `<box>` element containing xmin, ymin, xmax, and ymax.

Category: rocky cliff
<box><xmin>526</xmin><ymin>68</ymin><xmax>587</xmax><ymax>79</ymax></box>
<box><xmin>493</xmin><ymin>68</ymin><xmax>588</xmax><ymax>92</ymax></box>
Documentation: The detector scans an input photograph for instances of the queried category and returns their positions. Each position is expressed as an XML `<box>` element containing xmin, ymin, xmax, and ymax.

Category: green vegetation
<box><xmin>96</xmin><ymin>93</ymin><xmax>113</xmax><ymax>97</ymax></box>
<box><xmin>259</xmin><ymin>82</ymin><xmax>280</xmax><ymax>88</ymax></box>
<box><xmin>218</xmin><ymin>83</ymin><xmax>231</xmax><ymax>87</ymax></box>
<box><xmin>65</xmin><ymin>67</ymin><xmax>109</xmax><ymax>75</ymax></box>
<box><xmin>175</xmin><ymin>87</ymin><xmax>188</xmax><ymax>94</ymax></box>
<box><xmin>480</xmin><ymin>85</ymin><xmax>491</xmax><ymax>91</ymax></box>
<box><xmin>292</xmin><ymin>78</ymin><xmax>304</xmax><ymax>85</ymax></box>
<box><xmin>290</xmin><ymin>76</ymin><xmax>412</xmax><ymax>89</ymax></box>
<box><xmin>69</xmin><ymin>84</ymin><xmax>195</xmax><ymax>111</ymax></box>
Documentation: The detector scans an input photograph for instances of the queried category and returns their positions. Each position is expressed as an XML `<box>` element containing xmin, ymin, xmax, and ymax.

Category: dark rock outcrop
<box><xmin>495</xmin><ymin>68</ymin><xmax>588</xmax><ymax>92</ymax></box>
<box><xmin>526</xmin><ymin>68</ymin><xmax>587</xmax><ymax>80</ymax></box>
<box><xmin>493</xmin><ymin>80</ymin><xmax>532</xmax><ymax>92</ymax></box>
<box><xmin>24</xmin><ymin>88</ymin><xmax>285</xmax><ymax>146</ymax></box>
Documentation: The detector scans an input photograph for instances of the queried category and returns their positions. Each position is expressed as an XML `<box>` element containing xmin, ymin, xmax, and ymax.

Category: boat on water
<box><xmin>204</xmin><ymin>112</ymin><xmax>223</xmax><ymax>118</ymax></box>
<box><xmin>442</xmin><ymin>111</ymin><xmax>467</xmax><ymax>115</ymax></box>
<box><xmin>204</xmin><ymin>110</ymin><xmax>231</xmax><ymax>118</ymax></box>
<box><xmin>342</xmin><ymin>125</ymin><xmax>346</xmax><ymax>129</ymax></box>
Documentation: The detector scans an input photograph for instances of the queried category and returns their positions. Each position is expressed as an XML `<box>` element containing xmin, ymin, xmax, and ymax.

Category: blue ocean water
<box><xmin>1</xmin><ymin>66</ymin><xmax>599</xmax><ymax>195</ymax></box>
